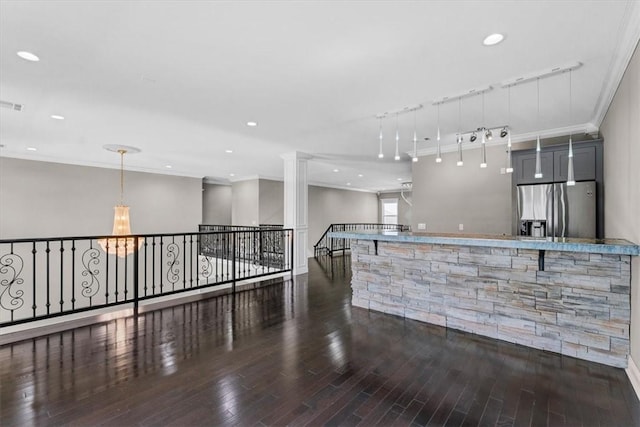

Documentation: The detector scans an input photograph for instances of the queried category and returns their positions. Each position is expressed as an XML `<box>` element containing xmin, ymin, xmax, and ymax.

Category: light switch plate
<box><xmin>458</xmin><ymin>223</ymin><xmax>464</xmax><ymax>231</ymax></box>
<box><xmin>418</xmin><ymin>223</ymin><xmax>426</xmax><ymax>230</ymax></box>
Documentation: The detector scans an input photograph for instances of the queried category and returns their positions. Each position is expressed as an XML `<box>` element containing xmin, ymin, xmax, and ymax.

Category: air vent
<box><xmin>0</xmin><ymin>100</ymin><xmax>24</xmax><ymax>111</ymax></box>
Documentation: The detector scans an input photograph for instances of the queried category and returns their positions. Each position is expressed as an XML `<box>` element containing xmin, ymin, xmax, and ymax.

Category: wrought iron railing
<box><xmin>0</xmin><ymin>229</ymin><xmax>293</xmax><ymax>327</ymax></box>
<box><xmin>313</xmin><ymin>223</ymin><xmax>410</xmax><ymax>257</ymax></box>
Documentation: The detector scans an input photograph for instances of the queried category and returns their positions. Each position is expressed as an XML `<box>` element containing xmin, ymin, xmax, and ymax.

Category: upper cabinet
<box><xmin>514</xmin><ymin>151</ymin><xmax>554</xmax><ymax>184</ymax></box>
<box><xmin>554</xmin><ymin>145</ymin><xmax>596</xmax><ymax>182</ymax></box>
<box><xmin>513</xmin><ymin>140</ymin><xmax>602</xmax><ymax>185</ymax></box>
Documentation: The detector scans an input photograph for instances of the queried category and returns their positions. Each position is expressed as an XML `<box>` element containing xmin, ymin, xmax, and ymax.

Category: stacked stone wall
<box><xmin>351</xmin><ymin>241</ymin><xmax>631</xmax><ymax>367</ymax></box>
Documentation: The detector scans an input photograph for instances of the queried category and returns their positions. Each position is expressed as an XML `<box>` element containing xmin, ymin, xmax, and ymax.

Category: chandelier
<box><xmin>98</xmin><ymin>145</ymin><xmax>143</xmax><ymax>257</ymax></box>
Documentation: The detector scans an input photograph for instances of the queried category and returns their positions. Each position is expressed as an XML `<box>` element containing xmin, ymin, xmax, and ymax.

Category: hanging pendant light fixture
<box><xmin>567</xmin><ymin>69</ymin><xmax>576</xmax><ymax>186</ymax></box>
<box><xmin>534</xmin><ymin>78</ymin><xmax>543</xmax><ymax>179</ymax></box>
<box><xmin>377</xmin><ymin>116</ymin><xmax>384</xmax><ymax>159</ymax></box>
<box><xmin>505</xmin><ymin>86</ymin><xmax>514</xmax><ymax>173</ymax></box>
<box><xmin>98</xmin><ymin>145</ymin><xmax>144</xmax><ymax>257</ymax></box>
<box><xmin>457</xmin><ymin>98</ymin><xmax>464</xmax><ymax>166</ymax></box>
<box><xmin>480</xmin><ymin>93</ymin><xmax>488</xmax><ymax>168</ymax></box>
<box><xmin>394</xmin><ymin>113</ymin><xmax>400</xmax><ymax>161</ymax></box>
<box><xmin>435</xmin><ymin>104</ymin><xmax>442</xmax><ymax>163</ymax></box>
<box><xmin>412</xmin><ymin>109</ymin><xmax>419</xmax><ymax>162</ymax></box>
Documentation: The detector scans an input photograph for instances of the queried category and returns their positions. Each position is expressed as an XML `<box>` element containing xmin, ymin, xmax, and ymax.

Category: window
<box><xmin>381</xmin><ymin>198</ymin><xmax>398</xmax><ymax>225</ymax></box>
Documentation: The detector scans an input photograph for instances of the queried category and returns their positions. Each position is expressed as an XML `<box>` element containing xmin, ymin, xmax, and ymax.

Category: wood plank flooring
<box><xmin>1</xmin><ymin>255</ymin><xmax>639</xmax><ymax>426</ymax></box>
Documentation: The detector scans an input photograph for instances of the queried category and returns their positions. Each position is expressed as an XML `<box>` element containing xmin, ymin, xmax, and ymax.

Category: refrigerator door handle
<box><xmin>556</xmin><ymin>183</ymin><xmax>567</xmax><ymax>238</ymax></box>
<box><xmin>545</xmin><ymin>185</ymin><xmax>554</xmax><ymax>237</ymax></box>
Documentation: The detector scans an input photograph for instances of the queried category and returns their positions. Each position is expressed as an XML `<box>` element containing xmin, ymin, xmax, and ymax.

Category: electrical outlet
<box><xmin>458</xmin><ymin>223</ymin><xmax>464</xmax><ymax>231</ymax></box>
<box><xmin>500</xmin><ymin>167</ymin><xmax>506</xmax><ymax>175</ymax></box>
<box><xmin>418</xmin><ymin>223</ymin><xmax>426</xmax><ymax>230</ymax></box>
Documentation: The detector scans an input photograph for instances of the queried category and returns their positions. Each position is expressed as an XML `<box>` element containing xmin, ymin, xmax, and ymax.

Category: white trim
<box><xmin>591</xmin><ymin>0</ymin><xmax>640</xmax><ymax>127</ymax></box>
<box><xmin>627</xmin><ymin>355</ymin><xmax>640</xmax><ymax>402</ymax></box>
<box><xmin>307</xmin><ymin>180</ymin><xmax>377</xmax><ymax>193</ymax></box>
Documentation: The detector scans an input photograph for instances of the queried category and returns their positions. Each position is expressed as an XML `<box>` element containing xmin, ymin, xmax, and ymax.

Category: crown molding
<box><xmin>307</xmin><ymin>180</ymin><xmax>377</xmax><ymax>193</ymax></box>
<box><xmin>0</xmin><ymin>152</ymin><xmax>205</xmax><ymax>179</ymax></box>
<box><xmin>591</xmin><ymin>0</ymin><xmax>640</xmax><ymax>127</ymax></box>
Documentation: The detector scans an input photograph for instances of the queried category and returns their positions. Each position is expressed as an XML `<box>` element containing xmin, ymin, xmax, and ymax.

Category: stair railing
<box><xmin>313</xmin><ymin>223</ymin><xmax>410</xmax><ymax>257</ymax></box>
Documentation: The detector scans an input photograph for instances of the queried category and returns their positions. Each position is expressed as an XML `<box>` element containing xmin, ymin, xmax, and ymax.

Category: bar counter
<box><xmin>328</xmin><ymin>231</ymin><xmax>640</xmax><ymax>367</ymax></box>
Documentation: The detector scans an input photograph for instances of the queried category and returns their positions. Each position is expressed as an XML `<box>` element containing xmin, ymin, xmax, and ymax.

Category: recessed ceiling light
<box><xmin>246</xmin><ymin>121</ymin><xmax>258</xmax><ymax>127</ymax></box>
<box><xmin>229</xmin><ymin>173</ymin><xmax>235</xmax><ymax>177</ymax></box>
<box><xmin>225</xmin><ymin>149</ymin><xmax>233</xmax><ymax>154</ymax></box>
<box><xmin>17</xmin><ymin>51</ymin><xmax>40</xmax><ymax>61</ymax></box>
<box><xmin>50</xmin><ymin>115</ymin><xmax>65</xmax><ymax>120</ymax></box>
<box><xmin>333</xmin><ymin>169</ymin><xmax>339</xmax><ymax>173</ymax></box>
<box><xmin>483</xmin><ymin>33</ymin><xmax>504</xmax><ymax>46</ymax></box>
<box><xmin>165</xmin><ymin>165</ymin><xmax>172</xmax><ymax>169</ymax></box>
<box><xmin>346</xmin><ymin>183</ymin><xmax>351</xmax><ymax>186</ymax></box>
<box><xmin>358</xmin><ymin>174</ymin><xmax>363</xmax><ymax>178</ymax></box>
<box><xmin>27</xmin><ymin>147</ymin><xmax>37</xmax><ymax>151</ymax></box>
<box><xmin>397</xmin><ymin>178</ymin><xmax>403</xmax><ymax>181</ymax></box>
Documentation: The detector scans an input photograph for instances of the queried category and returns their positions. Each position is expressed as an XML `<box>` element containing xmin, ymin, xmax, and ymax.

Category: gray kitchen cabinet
<box><xmin>553</xmin><ymin>145</ymin><xmax>597</xmax><ymax>182</ymax></box>
<box><xmin>514</xmin><ymin>151</ymin><xmax>554</xmax><ymax>184</ymax></box>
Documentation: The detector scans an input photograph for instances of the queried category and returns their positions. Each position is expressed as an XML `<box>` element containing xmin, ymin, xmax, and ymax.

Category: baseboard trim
<box><xmin>626</xmin><ymin>356</ymin><xmax>640</xmax><ymax>402</ymax></box>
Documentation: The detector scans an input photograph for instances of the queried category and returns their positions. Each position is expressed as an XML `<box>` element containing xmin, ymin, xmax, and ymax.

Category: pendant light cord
<box><xmin>482</xmin><ymin>92</ymin><xmax>485</xmax><ymax>129</ymax></box>
<box><xmin>569</xmin><ymin>70</ymin><xmax>572</xmax><ymax>140</ymax></box>
<box><xmin>537</xmin><ymin>78</ymin><xmax>540</xmax><ymax>132</ymax></box>
<box><xmin>458</xmin><ymin>98</ymin><xmax>461</xmax><ymax>140</ymax></box>
<box><xmin>508</xmin><ymin>86</ymin><xmax>511</xmax><ymax>129</ymax></box>
<box><xmin>437</xmin><ymin>103</ymin><xmax>440</xmax><ymax>140</ymax></box>
<box><xmin>118</xmin><ymin>149</ymin><xmax>126</xmax><ymax>205</ymax></box>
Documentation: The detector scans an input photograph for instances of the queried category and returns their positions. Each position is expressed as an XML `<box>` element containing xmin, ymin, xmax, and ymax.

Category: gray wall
<box><xmin>411</xmin><ymin>144</ymin><xmax>512</xmax><ymax>234</ymax></box>
<box><xmin>377</xmin><ymin>191</ymin><xmax>412</xmax><ymax>226</ymax></box>
<box><xmin>308</xmin><ymin>185</ymin><xmax>378</xmax><ymax>253</ymax></box>
<box><xmin>231</xmin><ymin>179</ymin><xmax>259</xmax><ymax>226</ymax></box>
<box><xmin>600</xmin><ymin>42</ymin><xmax>640</xmax><ymax>367</ymax></box>
<box><xmin>258</xmin><ymin>179</ymin><xmax>284</xmax><ymax>225</ymax></box>
<box><xmin>208</xmin><ymin>179</ymin><xmax>378</xmax><ymax>255</ymax></box>
<box><xmin>0</xmin><ymin>157</ymin><xmax>202</xmax><ymax>239</ymax></box>
<box><xmin>202</xmin><ymin>183</ymin><xmax>232</xmax><ymax>225</ymax></box>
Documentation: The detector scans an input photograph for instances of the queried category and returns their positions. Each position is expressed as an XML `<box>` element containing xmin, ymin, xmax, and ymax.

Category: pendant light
<box><xmin>435</xmin><ymin>104</ymin><xmax>442</xmax><ymax>163</ymax></box>
<box><xmin>505</xmin><ymin>86</ymin><xmax>514</xmax><ymax>173</ymax></box>
<box><xmin>534</xmin><ymin>78</ymin><xmax>543</xmax><ymax>179</ymax></box>
<box><xmin>412</xmin><ymin>109</ymin><xmax>419</xmax><ymax>162</ymax></box>
<box><xmin>98</xmin><ymin>147</ymin><xmax>144</xmax><ymax>257</ymax></box>
<box><xmin>394</xmin><ymin>113</ymin><xmax>400</xmax><ymax>161</ymax></box>
<box><xmin>480</xmin><ymin>93</ymin><xmax>488</xmax><ymax>168</ymax></box>
<box><xmin>567</xmin><ymin>69</ymin><xmax>576</xmax><ymax>186</ymax></box>
<box><xmin>377</xmin><ymin>116</ymin><xmax>384</xmax><ymax>159</ymax></box>
<box><xmin>457</xmin><ymin>98</ymin><xmax>464</xmax><ymax>166</ymax></box>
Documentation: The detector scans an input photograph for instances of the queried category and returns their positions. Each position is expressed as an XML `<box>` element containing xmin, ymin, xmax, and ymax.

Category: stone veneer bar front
<box><xmin>328</xmin><ymin>231</ymin><xmax>640</xmax><ymax>368</ymax></box>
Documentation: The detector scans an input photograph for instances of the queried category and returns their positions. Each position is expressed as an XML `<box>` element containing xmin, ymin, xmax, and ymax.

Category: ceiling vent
<box><xmin>0</xmin><ymin>100</ymin><xmax>24</xmax><ymax>111</ymax></box>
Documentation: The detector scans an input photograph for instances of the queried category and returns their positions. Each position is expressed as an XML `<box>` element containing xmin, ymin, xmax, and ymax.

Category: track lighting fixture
<box><xmin>470</xmin><ymin>132</ymin><xmax>477</xmax><ymax>142</ymax></box>
<box><xmin>500</xmin><ymin>127</ymin><xmax>508</xmax><ymax>138</ymax></box>
<box><xmin>485</xmin><ymin>129</ymin><xmax>493</xmax><ymax>140</ymax></box>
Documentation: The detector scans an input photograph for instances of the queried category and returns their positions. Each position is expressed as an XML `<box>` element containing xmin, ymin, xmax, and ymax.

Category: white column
<box><xmin>282</xmin><ymin>151</ymin><xmax>311</xmax><ymax>275</ymax></box>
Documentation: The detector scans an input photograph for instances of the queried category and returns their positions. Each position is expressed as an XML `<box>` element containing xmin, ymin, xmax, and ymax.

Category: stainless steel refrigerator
<box><xmin>517</xmin><ymin>181</ymin><xmax>596</xmax><ymax>238</ymax></box>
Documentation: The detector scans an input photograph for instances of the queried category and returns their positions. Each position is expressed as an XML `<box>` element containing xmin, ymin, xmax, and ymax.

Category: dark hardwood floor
<box><xmin>1</xmin><ymin>255</ymin><xmax>639</xmax><ymax>426</ymax></box>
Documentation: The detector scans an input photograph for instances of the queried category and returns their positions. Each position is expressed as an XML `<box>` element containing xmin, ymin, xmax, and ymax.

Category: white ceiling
<box><xmin>1</xmin><ymin>1</ymin><xmax>639</xmax><ymax>192</ymax></box>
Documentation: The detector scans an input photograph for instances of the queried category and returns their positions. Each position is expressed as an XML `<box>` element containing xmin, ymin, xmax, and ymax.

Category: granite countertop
<box><xmin>327</xmin><ymin>230</ymin><xmax>640</xmax><ymax>255</ymax></box>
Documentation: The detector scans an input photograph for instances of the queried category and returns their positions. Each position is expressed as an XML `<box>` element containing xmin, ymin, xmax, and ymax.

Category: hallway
<box><xmin>1</xmin><ymin>256</ymin><xmax>639</xmax><ymax>426</ymax></box>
